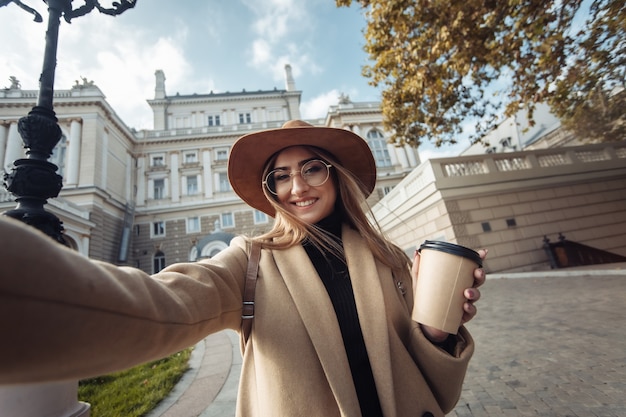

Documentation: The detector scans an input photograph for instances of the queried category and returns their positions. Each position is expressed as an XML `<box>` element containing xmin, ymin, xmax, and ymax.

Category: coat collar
<box><xmin>272</xmin><ymin>224</ymin><xmax>396</xmax><ymax>416</ymax></box>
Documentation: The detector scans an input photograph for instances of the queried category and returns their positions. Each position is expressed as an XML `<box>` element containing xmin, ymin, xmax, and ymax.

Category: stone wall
<box><xmin>373</xmin><ymin>141</ymin><xmax>626</xmax><ymax>272</ymax></box>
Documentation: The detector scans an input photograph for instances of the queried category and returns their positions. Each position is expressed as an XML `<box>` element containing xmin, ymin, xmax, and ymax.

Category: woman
<box><xmin>0</xmin><ymin>120</ymin><xmax>486</xmax><ymax>417</ymax></box>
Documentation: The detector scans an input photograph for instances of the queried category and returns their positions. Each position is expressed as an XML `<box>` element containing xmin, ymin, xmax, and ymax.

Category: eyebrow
<box><xmin>272</xmin><ymin>157</ymin><xmax>318</xmax><ymax>171</ymax></box>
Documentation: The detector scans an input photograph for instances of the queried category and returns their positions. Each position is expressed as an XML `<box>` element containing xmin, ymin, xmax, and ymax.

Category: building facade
<box><xmin>0</xmin><ymin>66</ymin><xmax>419</xmax><ymax>273</ymax></box>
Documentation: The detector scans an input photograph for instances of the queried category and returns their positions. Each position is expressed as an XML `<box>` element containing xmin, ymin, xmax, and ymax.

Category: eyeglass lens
<box><xmin>265</xmin><ymin>160</ymin><xmax>330</xmax><ymax>195</ymax></box>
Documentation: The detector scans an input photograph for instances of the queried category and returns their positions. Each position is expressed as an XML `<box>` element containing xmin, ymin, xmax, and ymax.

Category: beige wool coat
<box><xmin>0</xmin><ymin>217</ymin><xmax>474</xmax><ymax>417</ymax></box>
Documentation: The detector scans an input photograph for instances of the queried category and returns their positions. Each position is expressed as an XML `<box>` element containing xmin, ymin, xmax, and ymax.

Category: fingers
<box><xmin>473</xmin><ymin>266</ymin><xmax>486</xmax><ymax>288</ymax></box>
<box><xmin>461</xmin><ymin>300</ymin><xmax>477</xmax><ymax>324</ymax></box>
<box><xmin>464</xmin><ymin>287</ymin><xmax>481</xmax><ymax>302</ymax></box>
<box><xmin>473</xmin><ymin>248</ymin><xmax>488</xmax><ymax>288</ymax></box>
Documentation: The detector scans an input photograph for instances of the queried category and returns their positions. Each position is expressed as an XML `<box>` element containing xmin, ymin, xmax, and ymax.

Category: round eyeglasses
<box><xmin>263</xmin><ymin>159</ymin><xmax>333</xmax><ymax>196</ymax></box>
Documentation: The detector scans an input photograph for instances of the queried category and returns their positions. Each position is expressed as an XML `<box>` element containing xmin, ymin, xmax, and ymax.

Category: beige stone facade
<box><xmin>372</xmin><ymin>141</ymin><xmax>626</xmax><ymax>272</ymax></box>
<box><xmin>2</xmin><ymin>73</ymin><xmax>622</xmax><ymax>274</ymax></box>
<box><xmin>1</xmin><ymin>70</ymin><xmax>419</xmax><ymax>273</ymax></box>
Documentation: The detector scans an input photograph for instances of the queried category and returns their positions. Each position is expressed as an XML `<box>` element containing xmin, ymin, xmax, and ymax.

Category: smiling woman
<box><xmin>0</xmin><ymin>120</ymin><xmax>487</xmax><ymax>417</ymax></box>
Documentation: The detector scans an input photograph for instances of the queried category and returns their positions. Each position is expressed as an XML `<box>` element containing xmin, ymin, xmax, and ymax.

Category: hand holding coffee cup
<box><xmin>411</xmin><ymin>241</ymin><xmax>487</xmax><ymax>341</ymax></box>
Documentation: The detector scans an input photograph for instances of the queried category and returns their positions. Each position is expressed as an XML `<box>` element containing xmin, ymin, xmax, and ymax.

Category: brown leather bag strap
<box><xmin>241</xmin><ymin>241</ymin><xmax>262</xmax><ymax>345</ymax></box>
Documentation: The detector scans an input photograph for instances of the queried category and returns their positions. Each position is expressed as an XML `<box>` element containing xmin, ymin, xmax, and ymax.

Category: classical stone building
<box><xmin>0</xmin><ymin>67</ymin><xmax>419</xmax><ymax>273</ymax></box>
<box><xmin>372</xmin><ymin>103</ymin><xmax>626</xmax><ymax>272</ymax></box>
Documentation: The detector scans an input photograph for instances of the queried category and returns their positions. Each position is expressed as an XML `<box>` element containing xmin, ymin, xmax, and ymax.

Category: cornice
<box><xmin>147</xmin><ymin>89</ymin><xmax>301</xmax><ymax>106</ymax></box>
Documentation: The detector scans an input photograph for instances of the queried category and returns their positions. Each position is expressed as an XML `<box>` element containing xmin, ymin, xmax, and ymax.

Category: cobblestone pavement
<box><xmin>151</xmin><ymin>273</ymin><xmax>626</xmax><ymax>417</ymax></box>
<box><xmin>449</xmin><ymin>274</ymin><xmax>626</xmax><ymax>417</ymax></box>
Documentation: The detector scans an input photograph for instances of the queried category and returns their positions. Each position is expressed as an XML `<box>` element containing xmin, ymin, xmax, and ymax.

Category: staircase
<box><xmin>543</xmin><ymin>234</ymin><xmax>626</xmax><ymax>268</ymax></box>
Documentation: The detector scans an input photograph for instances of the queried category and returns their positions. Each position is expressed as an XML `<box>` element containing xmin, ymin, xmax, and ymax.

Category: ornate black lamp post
<box><xmin>1</xmin><ymin>0</ymin><xmax>137</xmax><ymax>244</ymax></box>
<box><xmin>0</xmin><ymin>2</ymin><xmax>137</xmax><ymax>416</ymax></box>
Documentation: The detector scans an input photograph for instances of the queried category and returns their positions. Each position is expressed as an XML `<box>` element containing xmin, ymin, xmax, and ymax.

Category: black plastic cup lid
<box><xmin>419</xmin><ymin>240</ymin><xmax>482</xmax><ymax>267</ymax></box>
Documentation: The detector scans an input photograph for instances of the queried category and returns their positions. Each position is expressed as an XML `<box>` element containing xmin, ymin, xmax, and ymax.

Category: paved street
<box><xmin>450</xmin><ymin>274</ymin><xmax>626</xmax><ymax>417</ymax></box>
<box><xmin>150</xmin><ymin>271</ymin><xmax>626</xmax><ymax>417</ymax></box>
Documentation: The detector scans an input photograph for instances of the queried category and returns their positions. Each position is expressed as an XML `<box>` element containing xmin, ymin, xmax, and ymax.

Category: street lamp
<box><xmin>1</xmin><ymin>0</ymin><xmax>137</xmax><ymax>244</ymax></box>
<box><xmin>0</xmin><ymin>2</ymin><xmax>137</xmax><ymax>415</ymax></box>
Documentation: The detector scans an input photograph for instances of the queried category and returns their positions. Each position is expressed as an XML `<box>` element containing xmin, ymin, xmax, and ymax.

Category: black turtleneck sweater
<box><xmin>302</xmin><ymin>213</ymin><xmax>383</xmax><ymax>417</ymax></box>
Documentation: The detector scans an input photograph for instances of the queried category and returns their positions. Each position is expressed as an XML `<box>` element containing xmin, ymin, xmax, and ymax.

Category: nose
<box><xmin>290</xmin><ymin>173</ymin><xmax>309</xmax><ymax>195</ymax></box>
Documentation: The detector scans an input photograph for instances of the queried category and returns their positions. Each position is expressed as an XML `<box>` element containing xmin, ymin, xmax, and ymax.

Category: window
<box><xmin>221</xmin><ymin>212</ymin><xmax>234</xmax><ymax>228</ymax></box>
<box><xmin>208</xmin><ymin>115</ymin><xmax>221</xmax><ymax>126</ymax></box>
<box><xmin>219</xmin><ymin>172</ymin><xmax>231</xmax><ymax>192</ymax></box>
<box><xmin>216</xmin><ymin>149</ymin><xmax>228</xmax><ymax>161</ymax></box>
<box><xmin>151</xmin><ymin>155</ymin><xmax>165</xmax><ymax>167</ymax></box>
<box><xmin>184</xmin><ymin>152</ymin><xmax>197</xmax><ymax>163</ymax></box>
<box><xmin>254</xmin><ymin>210</ymin><xmax>268</xmax><ymax>224</ymax></box>
<box><xmin>153</xmin><ymin>179</ymin><xmax>165</xmax><ymax>200</ymax></box>
<box><xmin>382</xmin><ymin>186</ymin><xmax>393</xmax><ymax>196</ymax></box>
<box><xmin>187</xmin><ymin>216</ymin><xmax>200</xmax><ymax>233</ymax></box>
<box><xmin>481</xmin><ymin>222</ymin><xmax>492</xmax><ymax>232</ymax></box>
<box><xmin>186</xmin><ymin>175</ymin><xmax>198</xmax><ymax>195</ymax></box>
<box><xmin>238</xmin><ymin>112</ymin><xmax>251</xmax><ymax>124</ymax></box>
<box><xmin>367</xmin><ymin>129</ymin><xmax>392</xmax><ymax>167</ymax></box>
<box><xmin>152</xmin><ymin>221</ymin><xmax>165</xmax><ymax>237</ymax></box>
<box><xmin>153</xmin><ymin>251</ymin><xmax>166</xmax><ymax>273</ymax></box>
<box><xmin>506</xmin><ymin>218</ymin><xmax>517</xmax><ymax>227</ymax></box>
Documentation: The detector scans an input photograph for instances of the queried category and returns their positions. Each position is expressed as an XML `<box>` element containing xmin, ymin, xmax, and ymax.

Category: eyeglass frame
<box><xmin>262</xmin><ymin>159</ymin><xmax>333</xmax><ymax>196</ymax></box>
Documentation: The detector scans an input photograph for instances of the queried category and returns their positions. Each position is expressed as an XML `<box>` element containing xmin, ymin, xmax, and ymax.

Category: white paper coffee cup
<box><xmin>412</xmin><ymin>240</ymin><xmax>482</xmax><ymax>334</ymax></box>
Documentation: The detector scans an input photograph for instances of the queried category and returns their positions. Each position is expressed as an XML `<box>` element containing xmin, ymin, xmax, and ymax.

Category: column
<box><xmin>3</xmin><ymin>122</ymin><xmax>23</xmax><ymax>173</ymax></box>
<box><xmin>395</xmin><ymin>145</ymin><xmax>409</xmax><ymax>169</ymax></box>
<box><xmin>404</xmin><ymin>144</ymin><xmax>418</xmax><ymax>167</ymax></box>
<box><xmin>136</xmin><ymin>156</ymin><xmax>146</xmax><ymax>206</ymax></box>
<box><xmin>202</xmin><ymin>149</ymin><xmax>213</xmax><ymax>198</ymax></box>
<box><xmin>100</xmin><ymin>131</ymin><xmax>108</xmax><ymax>189</ymax></box>
<box><xmin>125</xmin><ymin>153</ymin><xmax>132</xmax><ymax>201</ymax></box>
<box><xmin>0</xmin><ymin>123</ymin><xmax>8</xmax><ymax>171</ymax></box>
<box><xmin>65</xmin><ymin>119</ymin><xmax>82</xmax><ymax>186</ymax></box>
<box><xmin>170</xmin><ymin>151</ymin><xmax>180</xmax><ymax>202</ymax></box>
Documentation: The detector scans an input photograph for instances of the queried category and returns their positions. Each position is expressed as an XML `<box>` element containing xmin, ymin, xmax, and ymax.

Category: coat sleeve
<box><xmin>0</xmin><ymin>216</ymin><xmax>249</xmax><ymax>384</ymax></box>
<box><xmin>393</xmin><ymin>264</ymin><xmax>475</xmax><ymax>413</ymax></box>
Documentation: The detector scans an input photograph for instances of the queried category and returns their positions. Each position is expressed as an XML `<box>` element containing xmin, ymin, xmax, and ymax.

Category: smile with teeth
<box><xmin>294</xmin><ymin>199</ymin><xmax>316</xmax><ymax>207</ymax></box>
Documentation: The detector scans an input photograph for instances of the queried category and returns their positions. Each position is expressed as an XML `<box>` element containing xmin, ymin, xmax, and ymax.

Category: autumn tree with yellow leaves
<box><xmin>337</xmin><ymin>0</ymin><xmax>625</xmax><ymax>148</ymax></box>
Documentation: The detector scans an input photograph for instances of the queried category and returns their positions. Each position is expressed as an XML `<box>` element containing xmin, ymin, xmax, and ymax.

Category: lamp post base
<box><xmin>0</xmin><ymin>381</ymin><xmax>90</xmax><ymax>417</ymax></box>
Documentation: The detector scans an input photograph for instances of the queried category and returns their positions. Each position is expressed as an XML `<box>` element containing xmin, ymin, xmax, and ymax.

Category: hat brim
<box><xmin>228</xmin><ymin>125</ymin><xmax>377</xmax><ymax>216</ymax></box>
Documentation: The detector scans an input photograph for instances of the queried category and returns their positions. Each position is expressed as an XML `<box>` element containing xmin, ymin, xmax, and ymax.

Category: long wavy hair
<box><xmin>251</xmin><ymin>145</ymin><xmax>410</xmax><ymax>271</ymax></box>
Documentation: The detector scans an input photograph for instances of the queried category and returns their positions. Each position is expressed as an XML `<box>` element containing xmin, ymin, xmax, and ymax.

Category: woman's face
<box><xmin>269</xmin><ymin>146</ymin><xmax>337</xmax><ymax>224</ymax></box>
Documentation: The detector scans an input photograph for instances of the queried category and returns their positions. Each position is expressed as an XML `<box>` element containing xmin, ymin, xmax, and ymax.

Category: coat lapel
<box><xmin>343</xmin><ymin>225</ymin><xmax>397</xmax><ymax>416</ymax></box>
<box><xmin>273</xmin><ymin>244</ymin><xmax>362</xmax><ymax>416</ymax></box>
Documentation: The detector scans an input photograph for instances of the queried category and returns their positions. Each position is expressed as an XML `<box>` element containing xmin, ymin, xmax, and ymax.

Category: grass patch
<box><xmin>78</xmin><ymin>348</ymin><xmax>192</xmax><ymax>417</ymax></box>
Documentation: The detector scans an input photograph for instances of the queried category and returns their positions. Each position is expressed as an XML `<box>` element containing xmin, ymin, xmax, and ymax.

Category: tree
<box><xmin>337</xmin><ymin>0</ymin><xmax>625</xmax><ymax>148</ymax></box>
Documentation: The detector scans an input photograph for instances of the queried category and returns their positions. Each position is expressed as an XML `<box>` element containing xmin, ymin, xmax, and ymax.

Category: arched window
<box><xmin>153</xmin><ymin>250</ymin><xmax>166</xmax><ymax>273</ymax></box>
<box><xmin>366</xmin><ymin>129</ymin><xmax>392</xmax><ymax>167</ymax></box>
<box><xmin>200</xmin><ymin>241</ymin><xmax>228</xmax><ymax>258</ymax></box>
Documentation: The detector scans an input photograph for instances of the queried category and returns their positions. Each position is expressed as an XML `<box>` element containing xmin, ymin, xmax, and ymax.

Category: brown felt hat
<box><xmin>228</xmin><ymin>120</ymin><xmax>377</xmax><ymax>216</ymax></box>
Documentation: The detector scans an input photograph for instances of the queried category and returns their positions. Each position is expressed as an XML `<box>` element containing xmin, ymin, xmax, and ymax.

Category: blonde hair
<box><xmin>251</xmin><ymin>146</ymin><xmax>410</xmax><ymax>271</ymax></box>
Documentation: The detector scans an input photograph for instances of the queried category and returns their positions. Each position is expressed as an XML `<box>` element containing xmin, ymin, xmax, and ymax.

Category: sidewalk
<box><xmin>148</xmin><ymin>264</ymin><xmax>626</xmax><ymax>417</ymax></box>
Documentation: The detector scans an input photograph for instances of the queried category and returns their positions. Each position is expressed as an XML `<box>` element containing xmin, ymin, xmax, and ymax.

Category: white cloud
<box><xmin>0</xmin><ymin>6</ymin><xmax>205</xmax><ymax>130</ymax></box>
<box><xmin>251</xmin><ymin>39</ymin><xmax>272</xmax><ymax>67</ymax></box>
<box><xmin>301</xmin><ymin>89</ymin><xmax>340</xmax><ymax>119</ymax></box>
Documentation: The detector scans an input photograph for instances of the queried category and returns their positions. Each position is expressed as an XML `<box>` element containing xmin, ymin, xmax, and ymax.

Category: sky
<box><xmin>0</xmin><ymin>0</ymin><xmax>467</xmax><ymax>159</ymax></box>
